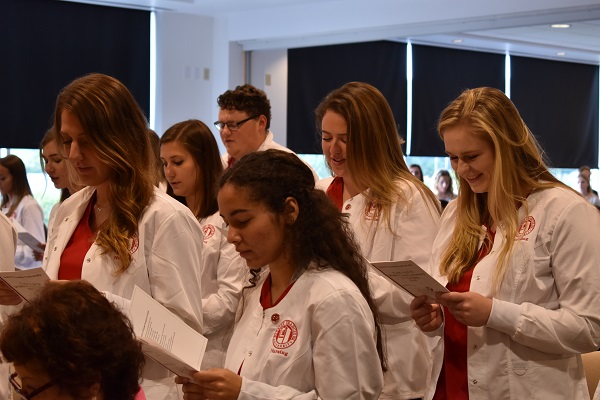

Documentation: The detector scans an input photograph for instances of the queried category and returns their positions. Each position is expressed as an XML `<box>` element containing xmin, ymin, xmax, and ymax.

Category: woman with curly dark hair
<box><xmin>0</xmin><ymin>280</ymin><xmax>145</xmax><ymax>400</ymax></box>
<box><xmin>177</xmin><ymin>149</ymin><xmax>385</xmax><ymax>400</ymax></box>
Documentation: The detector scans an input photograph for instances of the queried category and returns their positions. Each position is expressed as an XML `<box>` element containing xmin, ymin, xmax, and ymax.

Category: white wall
<box><xmin>249</xmin><ymin>49</ymin><xmax>288</xmax><ymax>146</ymax></box>
<box><xmin>153</xmin><ymin>13</ymin><xmax>285</xmax><ymax>150</ymax></box>
<box><xmin>154</xmin><ymin>12</ymin><xmax>245</xmax><ymax>153</ymax></box>
<box><xmin>154</xmin><ymin>12</ymin><xmax>214</xmax><ymax>135</ymax></box>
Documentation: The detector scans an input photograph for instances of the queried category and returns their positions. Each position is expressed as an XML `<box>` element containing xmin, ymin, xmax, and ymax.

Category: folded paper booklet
<box><xmin>0</xmin><ymin>267</ymin><xmax>50</xmax><ymax>302</ymax></box>
<box><xmin>18</xmin><ymin>232</ymin><xmax>45</xmax><ymax>253</ymax></box>
<box><xmin>369</xmin><ymin>260</ymin><xmax>448</xmax><ymax>303</ymax></box>
<box><xmin>128</xmin><ymin>286</ymin><xmax>207</xmax><ymax>379</ymax></box>
<box><xmin>12</xmin><ymin>219</ymin><xmax>44</xmax><ymax>253</ymax></box>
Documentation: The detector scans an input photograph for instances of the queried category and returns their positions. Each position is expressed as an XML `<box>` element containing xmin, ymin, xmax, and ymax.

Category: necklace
<box><xmin>95</xmin><ymin>203</ymin><xmax>108</xmax><ymax>213</ymax></box>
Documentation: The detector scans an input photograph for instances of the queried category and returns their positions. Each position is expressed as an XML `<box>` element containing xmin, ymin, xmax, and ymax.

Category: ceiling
<box><xmin>66</xmin><ymin>0</ymin><xmax>600</xmax><ymax>65</ymax></box>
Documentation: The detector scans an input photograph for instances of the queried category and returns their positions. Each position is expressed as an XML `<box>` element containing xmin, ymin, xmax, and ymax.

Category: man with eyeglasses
<box><xmin>215</xmin><ymin>84</ymin><xmax>318</xmax><ymax>180</ymax></box>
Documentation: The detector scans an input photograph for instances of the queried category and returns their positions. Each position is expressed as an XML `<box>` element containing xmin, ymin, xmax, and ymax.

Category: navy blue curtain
<box><xmin>511</xmin><ymin>56</ymin><xmax>599</xmax><ymax>168</ymax></box>
<box><xmin>1</xmin><ymin>0</ymin><xmax>150</xmax><ymax>149</ymax></box>
<box><xmin>287</xmin><ymin>41</ymin><xmax>407</xmax><ymax>154</ymax></box>
<box><xmin>411</xmin><ymin>45</ymin><xmax>505</xmax><ymax>156</ymax></box>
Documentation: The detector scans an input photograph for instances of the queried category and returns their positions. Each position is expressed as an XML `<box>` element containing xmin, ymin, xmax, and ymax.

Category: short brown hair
<box><xmin>217</xmin><ymin>84</ymin><xmax>271</xmax><ymax>129</ymax></box>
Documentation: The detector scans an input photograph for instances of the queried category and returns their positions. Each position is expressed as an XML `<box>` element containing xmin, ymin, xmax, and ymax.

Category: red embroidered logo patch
<box><xmin>272</xmin><ymin>320</ymin><xmax>298</xmax><ymax>349</ymax></box>
<box><xmin>516</xmin><ymin>216</ymin><xmax>535</xmax><ymax>241</ymax></box>
<box><xmin>202</xmin><ymin>224</ymin><xmax>215</xmax><ymax>243</ymax></box>
<box><xmin>365</xmin><ymin>201</ymin><xmax>381</xmax><ymax>221</ymax></box>
<box><xmin>129</xmin><ymin>234</ymin><xmax>139</xmax><ymax>254</ymax></box>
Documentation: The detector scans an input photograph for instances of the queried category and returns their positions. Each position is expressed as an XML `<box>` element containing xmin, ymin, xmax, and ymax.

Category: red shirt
<box><xmin>434</xmin><ymin>230</ymin><xmax>495</xmax><ymax>400</ymax></box>
<box><xmin>325</xmin><ymin>177</ymin><xmax>344</xmax><ymax>211</ymax></box>
<box><xmin>260</xmin><ymin>273</ymin><xmax>296</xmax><ymax>309</ymax></box>
<box><xmin>237</xmin><ymin>273</ymin><xmax>296</xmax><ymax>375</ymax></box>
<box><xmin>58</xmin><ymin>199</ymin><xmax>94</xmax><ymax>280</ymax></box>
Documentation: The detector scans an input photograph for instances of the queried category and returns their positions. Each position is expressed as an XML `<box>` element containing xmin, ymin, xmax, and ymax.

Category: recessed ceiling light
<box><xmin>556</xmin><ymin>52</ymin><xmax>567</xmax><ymax>56</ymax></box>
<box><xmin>452</xmin><ymin>39</ymin><xmax>463</xmax><ymax>43</ymax></box>
<box><xmin>551</xmin><ymin>24</ymin><xmax>571</xmax><ymax>29</ymax></box>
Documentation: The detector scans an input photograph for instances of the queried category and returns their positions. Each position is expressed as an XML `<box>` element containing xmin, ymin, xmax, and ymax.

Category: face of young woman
<box><xmin>436</xmin><ymin>175</ymin><xmax>451</xmax><ymax>194</ymax></box>
<box><xmin>0</xmin><ymin>164</ymin><xmax>14</xmax><ymax>196</ymax></box>
<box><xmin>42</xmin><ymin>140</ymin><xmax>70</xmax><ymax>190</ymax></box>
<box><xmin>321</xmin><ymin>111</ymin><xmax>351</xmax><ymax>180</ymax></box>
<box><xmin>443</xmin><ymin>124</ymin><xmax>495</xmax><ymax>194</ymax></box>
<box><xmin>60</xmin><ymin>110</ymin><xmax>111</xmax><ymax>188</ymax></box>
<box><xmin>160</xmin><ymin>141</ymin><xmax>200</xmax><ymax>202</ymax></box>
<box><xmin>578</xmin><ymin>177</ymin><xmax>590</xmax><ymax>194</ymax></box>
<box><xmin>218</xmin><ymin>183</ymin><xmax>289</xmax><ymax>270</ymax></box>
<box><xmin>409</xmin><ymin>166</ymin><xmax>422</xmax><ymax>180</ymax></box>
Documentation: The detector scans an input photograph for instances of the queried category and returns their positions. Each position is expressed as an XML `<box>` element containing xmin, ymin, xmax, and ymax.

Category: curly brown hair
<box><xmin>0</xmin><ymin>281</ymin><xmax>144</xmax><ymax>400</ymax></box>
<box><xmin>217</xmin><ymin>84</ymin><xmax>272</xmax><ymax>129</ymax></box>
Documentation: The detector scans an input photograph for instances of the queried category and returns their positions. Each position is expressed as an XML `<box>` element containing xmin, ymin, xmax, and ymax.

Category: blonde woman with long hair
<box><xmin>316</xmin><ymin>82</ymin><xmax>441</xmax><ymax>400</ymax></box>
<box><xmin>411</xmin><ymin>87</ymin><xmax>600</xmax><ymax>400</ymax></box>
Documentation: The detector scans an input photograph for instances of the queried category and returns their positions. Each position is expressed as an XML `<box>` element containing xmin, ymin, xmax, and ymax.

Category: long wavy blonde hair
<box><xmin>437</xmin><ymin>87</ymin><xmax>573</xmax><ymax>290</ymax></box>
<box><xmin>54</xmin><ymin>73</ymin><xmax>154</xmax><ymax>273</ymax></box>
<box><xmin>316</xmin><ymin>82</ymin><xmax>440</xmax><ymax>232</ymax></box>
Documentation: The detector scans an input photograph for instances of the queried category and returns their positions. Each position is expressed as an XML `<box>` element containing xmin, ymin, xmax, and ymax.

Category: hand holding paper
<box><xmin>18</xmin><ymin>232</ymin><xmax>45</xmax><ymax>253</ymax></box>
<box><xmin>128</xmin><ymin>286</ymin><xmax>208</xmax><ymax>379</ymax></box>
<box><xmin>0</xmin><ymin>267</ymin><xmax>50</xmax><ymax>303</ymax></box>
<box><xmin>369</xmin><ymin>260</ymin><xmax>448</xmax><ymax>303</ymax></box>
<box><xmin>410</xmin><ymin>294</ymin><xmax>443</xmax><ymax>332</ymax></box>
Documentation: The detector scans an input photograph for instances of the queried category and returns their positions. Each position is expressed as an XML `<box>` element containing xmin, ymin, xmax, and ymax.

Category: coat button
<box><xmin>271</xmin><ymin>313</ymin><xmax>280</xmax><ymax>323</ymax></box>
<box><xmin>473</xmin><ymin>345</ymin><xmax>477</xmax><ymax>350</ymax></box>
<box><xmin>53</xmin><ymin>247</ymin><xmax>57</xmax><ymax>251</ymax></box>
<box><xmin>248</xmin><ymin>351</ymin><xmax>252</xmax><ymax>356</ymax></box>
<box><xmin>472</xmin><ymin>379</ymin><xmax>477</xmax><ymax>385</ymax></box>
<box><xmin>86</xmin><ymin>258</ymin><xmax>91</xmax><ymax>263</ymax></box>
<box><xmin>344</xmin><ymin>204</ymin><xmax>351</xmax><ymax>210</ymax></box>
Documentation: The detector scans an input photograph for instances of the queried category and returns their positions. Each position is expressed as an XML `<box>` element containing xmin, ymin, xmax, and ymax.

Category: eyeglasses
<box><xmin>213</xmin><ymin>115</ymin><xmax>257</xmax><ymax>132</ymax></box>
<box><xmin>10</xmin><ymin>372</ymin><xmax>55</xmax><ymax>399</ymax></box>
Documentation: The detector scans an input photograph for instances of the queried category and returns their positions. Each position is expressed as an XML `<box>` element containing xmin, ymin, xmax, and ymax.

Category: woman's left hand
<box><xmin>436</xmin><ymin>291</ymin><xmax>493</xmax><ymax>327</ymax></box>
<box><xmin>176</xmin><ymin>369</ymin><xmax>242</xmax><ymax>400</ymax></box>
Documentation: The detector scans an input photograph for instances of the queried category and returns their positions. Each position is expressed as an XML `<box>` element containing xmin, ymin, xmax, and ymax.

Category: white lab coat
<box><xmin>428</xmin><ymin>186</ymin><xmax>600</xmax><ymax>400</ymax></box>
<box><xmin>43</xmin><ymin>186</ymin><xmax>204</xmax><ymax>400</ymax></box>
<box><xmin>318</xmin><ymin>177</ymin><xmax>441</xmax><ymax>399</ymax></box>
<box><xmin>221</xmin><ymin>130</ymin><xmax>320</xmax><ymax>181</ymax></box>
<box><xmin>225</xmin><ymin>266</ymin><xmax>384</xmax><ymax>400</ymax></box>
<box><xmin>199</xmin><ymin>212</ymin><xmax>246</xmax><ymax>369</ymax></box>
<box><xmin>0</xmin><ymin>212</ymin><xmax>17</xmax><ymax>321</ymax></box>
<box><xmin>0</xmin><ymin>212</ymin><xmax>16</xmax><ymax>269</ymax></box>
<box><xmin>2</xmin><ymin>195</ymin><xmax>45</xmax><ymax>270</ymax></box>
<box><xmin>0</xmin><ymin>213</ymin><xmax>16</xmax><ymax>400</ymax></box>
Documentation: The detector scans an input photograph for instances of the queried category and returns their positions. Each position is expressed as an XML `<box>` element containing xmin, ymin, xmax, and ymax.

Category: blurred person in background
<box><xmin>0</xmin><ymin>154</ymin><xmax>45</xmax><ymax>270</ymax></box>
<box><xmin>434</xmin><ymin>169</ymin><xmax>457</xmax><ymax>209</ymax></box>
<box><xmin>409</xmin><ymin>164</ymin><xmax>424</xmax><ymax>182</ymax></box>
<box><xmin>577</xmin><ymin>173</ymin><xmax>600</xmax><ymax>208</ymax></box>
